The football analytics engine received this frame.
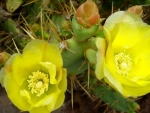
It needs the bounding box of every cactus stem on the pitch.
[85,48,97,68]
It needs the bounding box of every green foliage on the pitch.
[4,19,27,49]
[130,0,150,5]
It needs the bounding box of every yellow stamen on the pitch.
[115,52,132,75]
[27,70,49,97]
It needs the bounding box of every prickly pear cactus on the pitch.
[0,0,150,113]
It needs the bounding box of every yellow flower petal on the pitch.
[23,39,63,68]
[136,80,150,86]
[104,11,142,41]
[30,106,49,113]
[12,49,42,85]
[40,62,57,84]
[49,91,65,111]
[128,53,150,81]
[95,38,106,80]
[4,74,32,111]
[111,22,150,53]
[104,63,140,87]
[3,54,17,74]
[34,92,60,107]
[57,68,67,92]
[20,90,32,104]
[123,84,150,97]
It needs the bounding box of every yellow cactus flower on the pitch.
[0,39,67,113]
[95,11,150,97]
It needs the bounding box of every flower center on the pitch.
[27,70,49,97]
[115,52,132,75]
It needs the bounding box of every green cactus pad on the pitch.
[72,17,99,42]
[94,86,140,112]
[6,0,23,13]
